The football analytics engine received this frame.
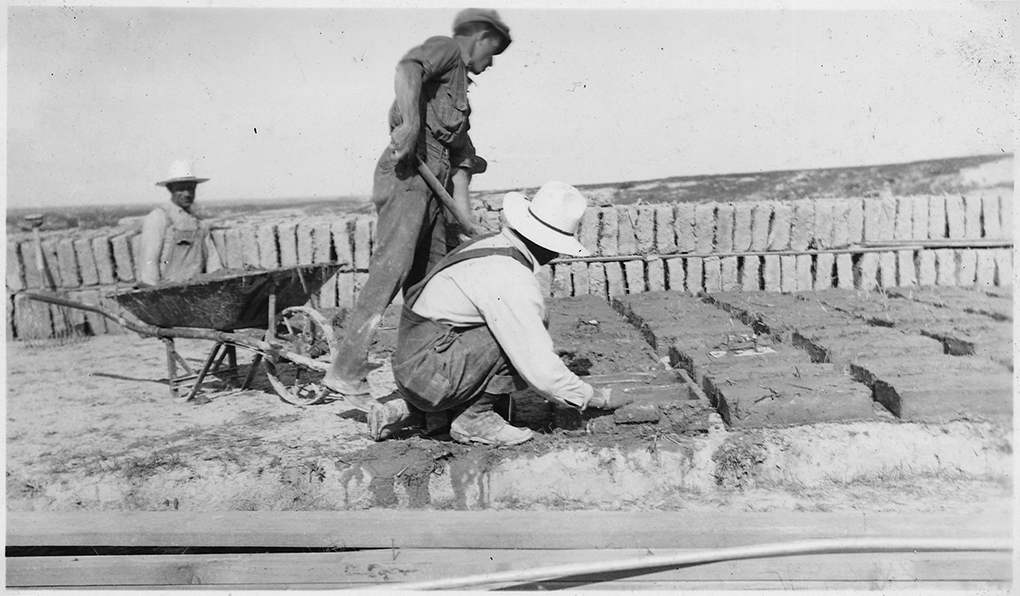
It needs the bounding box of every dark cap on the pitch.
[453,8,512,54]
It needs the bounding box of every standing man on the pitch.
[367,182,628,445]
[139,160,222,286]
[322,9,513,397]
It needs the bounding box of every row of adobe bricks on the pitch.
[612,288,1012,428]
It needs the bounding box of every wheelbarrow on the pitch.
[23,263,348,407]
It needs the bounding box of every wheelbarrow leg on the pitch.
[241,353,263,390]
[183,342,226,403]
[163,338,179,399]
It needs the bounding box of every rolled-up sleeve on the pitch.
[463,260,594,407]
[450,134,487,175]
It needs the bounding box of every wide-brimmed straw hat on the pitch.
[155,160,209,187]
[503,181,591,257]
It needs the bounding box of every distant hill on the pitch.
[6,153,1012,235]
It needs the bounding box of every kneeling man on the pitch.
[369,181,621,445]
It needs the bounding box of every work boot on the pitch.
[366,398,424,441]
[450,393,534,446]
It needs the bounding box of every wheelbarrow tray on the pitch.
[111,263,344,330]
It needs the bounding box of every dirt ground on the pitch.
[5,298,1013,514]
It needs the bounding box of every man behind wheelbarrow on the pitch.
[366,182,630,446]
[322,8,511,398]
[139,160,223,286]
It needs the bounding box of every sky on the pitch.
[5,1,1016,209]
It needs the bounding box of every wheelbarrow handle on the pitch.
[21,291,150,335]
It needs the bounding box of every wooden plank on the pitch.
[928,195,947,239]
[6,241,25,292]
[749,202,771,251]
[571,261,589,296]
[91,235,116,285]
[617,207,638,255]
[879,251,897,288]
[7,549,1010,589]
[714,203,734,253]
[935,249,957,286]
[702,256,721,293]
[74,288,107,335]
[740,256,760,291]
[674,203,695,253]
[210,228,227,260]
[835,253,854,289]
[653,204,676,254]
[767,202,791,250]
[963,194,982,239]
[911,196,929,240]
[957,249,977,286]
[634,206,655,254]
[605,262,625,297]
[110,233,135,283]
[73,237,99,287]
[256,224,279,269]
[686,258,703,293]
[587,262,607,298]
[693,204,715,253]
[946,195,965,239]
[578,207,601,256]
[9,511,1008,549]
[814,252,834,290]
[276,221,299,267]
[623,259,644,294]
[665,258,684,292]
[762,255,780,292]
[56,238,81,287]
[897,249,916,287]
[779,255,796,293]
[598,207,619,256]
[789,201,813,251]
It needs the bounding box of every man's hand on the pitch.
[389,121,418,161]
[583,386,633,411]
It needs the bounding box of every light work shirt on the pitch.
[411,228,595,408]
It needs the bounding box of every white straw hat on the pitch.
[503,181,591,257]
[155,160,209,187]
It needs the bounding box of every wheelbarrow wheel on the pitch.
[264,306,337,406]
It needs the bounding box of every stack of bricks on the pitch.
[5,188,1013,340]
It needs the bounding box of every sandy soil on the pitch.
[6,294,1012,516]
